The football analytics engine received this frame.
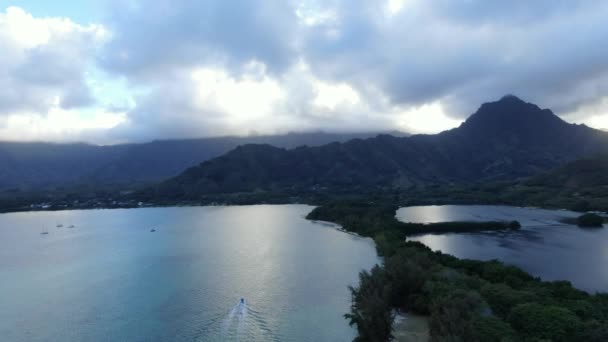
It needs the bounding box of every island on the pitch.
[577,213,605,227]
[560,213,607,228]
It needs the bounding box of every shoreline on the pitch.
[309,200,608,340]
[392,312,430,342]
[309,219,365,238]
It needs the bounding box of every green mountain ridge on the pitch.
[145,96,608,200]
[0,131,402,192]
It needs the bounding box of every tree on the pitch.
[429,289,485,340]
[480,283,536,319]
[508,303,581,341]
[384,249,433,310]
[345,266,395,342]
[468,316,516,342]
[577,213,604,227]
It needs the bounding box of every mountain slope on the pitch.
[0,131,402,191]
[495,156,608,211]
[526,156,608,189]
[149,96,608,199]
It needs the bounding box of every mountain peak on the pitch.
[478,94,541,114]
[458,95,566,136]
[146,95,608,198]
[499,94,525,102]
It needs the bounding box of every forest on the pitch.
[307,201,608,341]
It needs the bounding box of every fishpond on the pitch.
[397,205,607,292]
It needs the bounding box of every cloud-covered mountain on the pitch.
[0,131,402,191]
[147,96,608,199]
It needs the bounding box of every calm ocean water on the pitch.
[398,205,607,292]
[0,205,378,341]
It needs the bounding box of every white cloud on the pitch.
[106,59,406,141]
[0,6,124,142]
[312,80,360,110]
[395,102,462,134]
[0,105,125,143]
[191,64,284,123]
[0,6,107,113]
[564,96,608,130]
[386,0,407,15]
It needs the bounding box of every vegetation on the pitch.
[308,201,608,342]
[132,155,608,216]
[0,132,384,193]
[577,213,605,227]
[345,265,396,342]
[139,97,608,200]
[307,201,520,246]
[3,97,608,217]
[5,151,608,217]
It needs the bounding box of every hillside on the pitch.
[508,156,608,211]
[0,131,401,192]
[147,96,608,200]
[525,157,608,189]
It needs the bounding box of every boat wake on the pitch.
[218,298,282,341]
[221,299,248,341]
[236,299,248,339]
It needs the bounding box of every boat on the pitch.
[68,225,75,228]
[41,226,49,235]
[150,228,156,232]
[56,224,63,228]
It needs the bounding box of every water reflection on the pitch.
[0,205,379,342]
[397,204,579,225]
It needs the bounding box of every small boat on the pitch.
[150,228,156,232]
[56,224,63,228]
[40,231,49,235]
[68,225,75,228]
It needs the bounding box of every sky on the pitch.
[1,0,608,144]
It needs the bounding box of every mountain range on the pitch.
[0,131,404,192]
[147,95,608,200]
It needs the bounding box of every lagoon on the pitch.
[0,205,378,341]
[397,205,607,292]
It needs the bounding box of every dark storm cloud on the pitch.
[94,0,608,139]
[4,1,608,142]
[99,0,298,79]
[299,0,608,118]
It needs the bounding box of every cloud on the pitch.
[0,105,126,143]
[2,1,608,143]
[106,61,400,142]
[300,0,608,117]
[0,6,106,115]
[98,0,471,140]
[98,0,298,79]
